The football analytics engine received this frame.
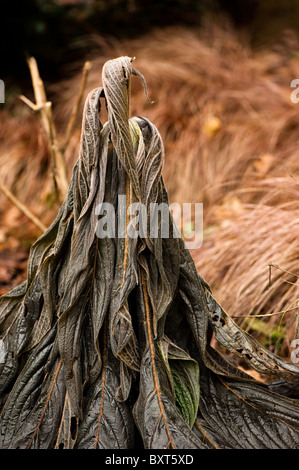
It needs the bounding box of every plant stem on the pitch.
[0,179,47,233]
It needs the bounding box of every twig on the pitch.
[269,263,299,279]
[61,61,91,152]
[44,101,69,204]
[19,57,92,205]
[26,57,54,142]
[19,95,40,111]
[0,180,47,233]
[19,57,69,204]
[4,57,92,237]
[230,308,298,318]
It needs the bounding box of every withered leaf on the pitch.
[75,329,135,449]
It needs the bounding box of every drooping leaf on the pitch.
[134,345,208,449]
[205,288,299,382]
[75,325,135,449]
[0,328,65,449]
[196,364,299,449]
[132,270,207,449]
[102,57,141,200]
[158,336,200,428]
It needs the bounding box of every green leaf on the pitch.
[169,345,200,427]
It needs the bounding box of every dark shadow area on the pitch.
[3,0,299,91]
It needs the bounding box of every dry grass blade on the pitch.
[194,190,299,358]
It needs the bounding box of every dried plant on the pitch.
[1,20,299,358]
[52,21,299,357]
[0,57,299,450]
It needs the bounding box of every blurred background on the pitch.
[1,0,299,370]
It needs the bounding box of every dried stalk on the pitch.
[0,179,47,233]
[0,59,91,235]
[61,61,91,152]
[1,58,91,232]
[19,57,91,204]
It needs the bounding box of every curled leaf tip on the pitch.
[131,67,155,105]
